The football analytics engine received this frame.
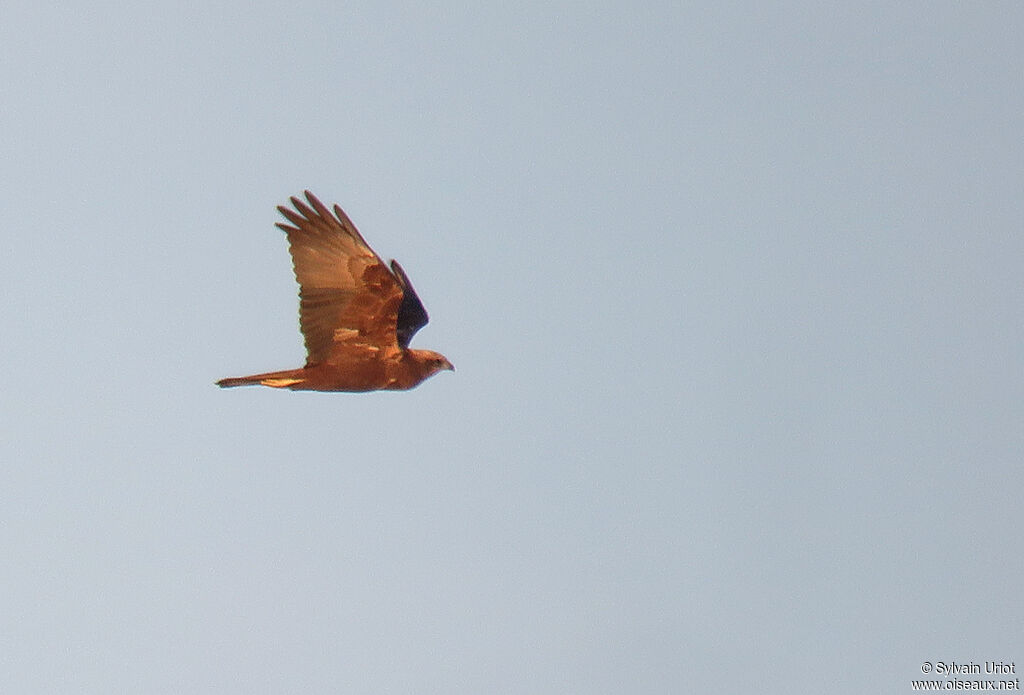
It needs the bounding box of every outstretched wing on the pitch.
[275,191,404,366]
[390,259,429,348]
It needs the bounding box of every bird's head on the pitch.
[408,349,455,379]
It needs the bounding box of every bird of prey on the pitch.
[217,191,453,391]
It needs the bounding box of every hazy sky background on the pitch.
[1,2,1021,693]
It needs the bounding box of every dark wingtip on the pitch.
[277,202,307,228]
[390,259,408,285]
[303,191,333,220]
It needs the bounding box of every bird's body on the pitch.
[217,191,453,392]
[216,348,451,391]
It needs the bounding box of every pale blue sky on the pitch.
[1,2,1022,693]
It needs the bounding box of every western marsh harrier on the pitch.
[217,191,453,391]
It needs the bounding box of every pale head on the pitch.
[410,349,455,377]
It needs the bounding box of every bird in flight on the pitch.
[217,191,453,392]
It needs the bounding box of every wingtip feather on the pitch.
[304,191,334,220]
[277,204,306,227]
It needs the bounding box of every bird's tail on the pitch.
[216,369,306,389]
